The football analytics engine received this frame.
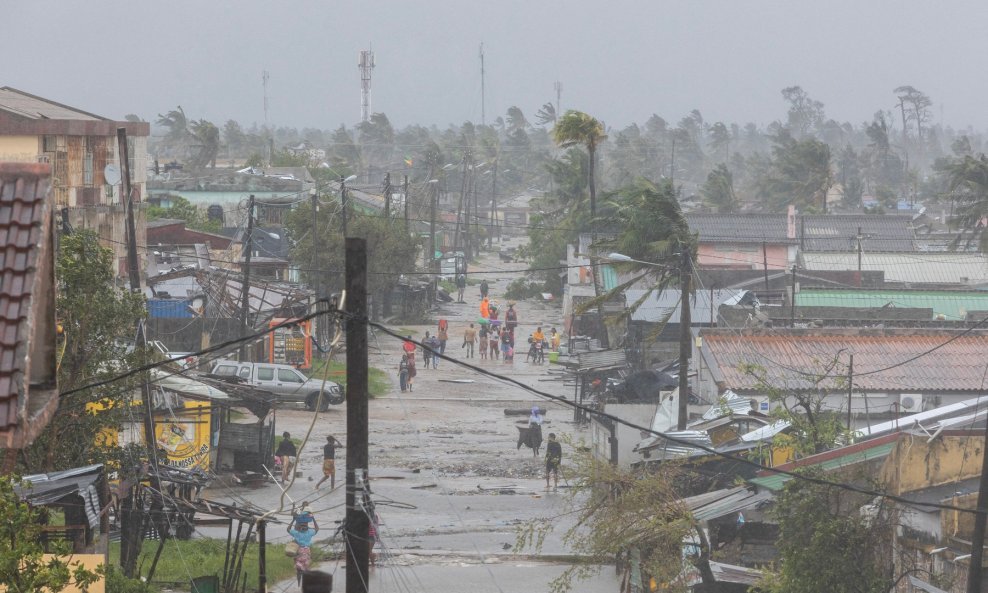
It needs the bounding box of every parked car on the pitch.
[209,361,344,411]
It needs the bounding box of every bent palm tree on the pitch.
[552,111,607,221]
[946,154,988,251]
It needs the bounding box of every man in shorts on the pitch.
[316,435,342,489]
[545,433,562,491]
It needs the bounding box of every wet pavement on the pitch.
[200,243,615,592]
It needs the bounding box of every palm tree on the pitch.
[156,106,190,157]
[946,154,988,251]
[189,119,220,169]
[552,111,607,221]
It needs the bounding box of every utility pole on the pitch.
[383,172,391,218]
[670,136,677,187]
[554,81,562,116]
[344,238,370,593]
[762,241,770,291]
[454,155,470,252]
[340,176,349,238]
[479,43,486,126]
[311,190,327,348]
[678,248,693,430]
[967,423,988,593]
[430,179,437,272]
[119,127,157,576]
[846,354,854,432]
[488,160,498,249]
[403,175,409,233]
[790,265,797,328]
[239,195,255,361]
[856,226,863,273]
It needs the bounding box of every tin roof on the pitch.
[626,287,742,324]
[0,87,104,120]
[687,213,793,244]
[800,214,915,252]
[680,485,774,522]
[800,251,988,285]
[0,163,57,447]
[700,329,988,393]
[796,288,988,320]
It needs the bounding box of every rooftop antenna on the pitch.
[358,47,375,123]
[480,42,486,126]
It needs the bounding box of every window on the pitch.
[214,365,238,376]
[257,367,275,381]
[279,369,304,383]
[42,135,57,153]
[83,151,94,186]
[238,367,250,379]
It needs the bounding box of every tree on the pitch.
[755,131,832,212]
[761,469,898,593]
[505,106,529,132]
[188,119,220,169]
[781,86,825,139]
[944,154,988,250]
[155,106,190,155]
[552,111,607,222]
[534,102,557,127]
[0,476,103,593]
[146,196,220,233]
[837,145,864,207]
[516,446,698,593]
[701,163,737,213]
[21,230,146,472]
[222,120,247,157]
[707,122,731,163]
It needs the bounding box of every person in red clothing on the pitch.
[402,335,416,357]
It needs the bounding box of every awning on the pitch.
[17,464,105,529]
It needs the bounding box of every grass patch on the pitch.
[307,359,391,397]
[109,538,328,591]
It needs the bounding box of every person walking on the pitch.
[405,354,416,391]
[288,508,319,585]
[455,273,467,303]
[490,325,501,360]
[316,435,342,489]
[478,323,489,360]
[480,296,490,320]
[550,327,561,351]
[275,432,297,484]
[402,335,416,359]
[427,333,441,369]
[505,303,518,336]
[545,433,562,491]
[463,323,477,358]
[422,331,433,368]
[398,354,410,392]
[480,279,489,299]
[437,320,449,356]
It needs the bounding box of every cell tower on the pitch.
[358,48,375,123]
[262,70,270,128]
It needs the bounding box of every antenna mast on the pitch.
[262,70,270,129]
[358,48,375,123]
[554,81,562,116]
[480,43,486,126]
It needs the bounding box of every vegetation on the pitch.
[21,230,147,472]
[146,195,221,233]
[307,358,391,398]
[0,476,103,593]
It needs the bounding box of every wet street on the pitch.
[203,243,618,592]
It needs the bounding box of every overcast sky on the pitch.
[5,0,988,133]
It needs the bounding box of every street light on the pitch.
[607,252,671,269]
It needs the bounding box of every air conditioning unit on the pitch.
[751,396,771,413]
[900,394,924,414]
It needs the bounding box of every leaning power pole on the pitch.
[238,195,255,361]
[344,238,370,593]
[340,176,349,237]
[382,172,392,218]
[403,175,409,233]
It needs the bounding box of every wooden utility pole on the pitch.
[257,520,267,592]
[790,265,797,328]
[403,175,409,233]
[430,180,437,271]
[967,425,988,593]
[340,176,349,238]
[846,354,854,431]
[488,160,498,249]
[762,241,769,291]
[677,248,692,430]
[118,127,157,577]
[383,172,391,218]
[238,195,255,361]
[345,238,370,593]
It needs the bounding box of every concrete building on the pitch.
[686,207,797,270]
[0,87,149,274]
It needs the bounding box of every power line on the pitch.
[359,316,988,516]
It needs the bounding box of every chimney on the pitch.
[787,205,797,240]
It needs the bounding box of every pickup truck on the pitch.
[209,361,344,411]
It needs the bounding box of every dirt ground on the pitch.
[201,242,617,592]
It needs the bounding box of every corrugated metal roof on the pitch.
[574,349,627,372]
[800,252,988,285]
[626,288,741,324]
[681,486,774,522]
[701,329,988,393]
[856,395,988,439]
[687,213,793,244]
[750,435,899,491]
[0,164,55,444]
[0,87,105,120]
[796,288,988,320]
[909,575,950,593]
[801,214,915,252]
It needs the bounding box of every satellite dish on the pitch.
[103,164,121,185]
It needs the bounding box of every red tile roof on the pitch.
[0,163,57,447]
[700,329,988,393]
